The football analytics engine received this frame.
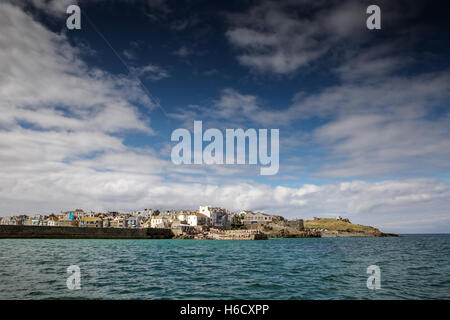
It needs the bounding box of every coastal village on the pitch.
[0,206,321,239]
[0,206,270,229]
[0,206,393,239]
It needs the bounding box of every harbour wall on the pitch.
[0,225,174,239]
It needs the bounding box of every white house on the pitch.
[198,206,229,228]
[150,215,174,228]
[113,215,127,228]
[46,216,59,226]
[187,213,209,227]
[0,216,11,225]
[177,210,195,223]
[199,206,212,217]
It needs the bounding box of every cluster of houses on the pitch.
[0,206,275,231]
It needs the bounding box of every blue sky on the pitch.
[1,0,450,233]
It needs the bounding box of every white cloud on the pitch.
[0,2,155,134]
[225,0,431,76]
[0,2,159,211]
[170,71,450,179]
[172,46,193,57]
[226,0,367,74]
[314,113,450,177]
[18,0,170,17]
[26,0,76,16]
[1,157,449,231]
[131,64,170,81]
[169,88,293,128]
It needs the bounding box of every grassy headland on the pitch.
[304,218,397,237]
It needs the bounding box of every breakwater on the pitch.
[0,225,174,239]
[206,229,268,240]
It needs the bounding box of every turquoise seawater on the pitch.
[0,234,449,299]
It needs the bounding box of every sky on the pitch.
[1,0,450,233]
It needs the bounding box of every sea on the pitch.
[0,234,449,299]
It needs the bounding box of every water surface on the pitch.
[0,234,449,299]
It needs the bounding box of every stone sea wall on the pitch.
[0,225,174,239]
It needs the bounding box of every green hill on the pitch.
[304,218,383,235]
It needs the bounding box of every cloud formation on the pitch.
[226,0,367,74]
[1,1,449,233]
[131,64,170,81]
